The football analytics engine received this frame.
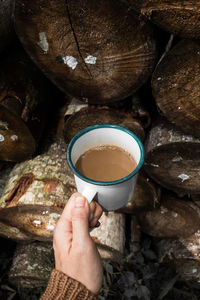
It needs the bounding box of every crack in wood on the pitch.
[64,0,93,78]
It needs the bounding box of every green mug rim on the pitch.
[67,124,145,186]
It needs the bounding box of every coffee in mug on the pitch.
[75,145,137,181]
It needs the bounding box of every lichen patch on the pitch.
[178,174,190,182]
[63,56,78,70]
[10,135,18,141]
[37,32,49,54]
[84,55,97,64]
[0,134,5,142]
[172,156,183,162]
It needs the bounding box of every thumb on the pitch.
[71,196,90,246]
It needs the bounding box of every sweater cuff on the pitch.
[40,269,97,300]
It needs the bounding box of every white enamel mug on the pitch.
[67,124,144,211]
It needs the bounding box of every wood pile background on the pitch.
[0,0,200,299]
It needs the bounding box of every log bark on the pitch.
[63,107,145,143]
[0,162,14,197]
[0,0,15,54]
[144,118,200,194]
[138,194,200,238]
[132,0,200,39]
[0,45,56,162]
[91,212,125,261]
[0,136,76,241]
[14,0,157,104]
[152,40,200,137]
[117,172,160,214]
[155,231,200,282]
[9,241,54,289]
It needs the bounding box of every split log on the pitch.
[0,0,15,54]
[63,107,145,143]
[132,0,200,39]
[152,40,200,137]
[14,0,157,104]
[138,194,200,238]
[155,231,200,282]
[9,241,54,289]
[91,212,125,261]
[144,118,200,195]
[0,45,56,162]
[117,172,160,214]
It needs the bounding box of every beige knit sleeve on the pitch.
[40,269,97,300]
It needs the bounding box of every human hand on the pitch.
[53,192,103,294]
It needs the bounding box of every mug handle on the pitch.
[82,188,97,204]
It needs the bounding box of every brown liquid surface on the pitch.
[75,145,137,181]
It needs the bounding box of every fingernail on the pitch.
[75,196,85,207]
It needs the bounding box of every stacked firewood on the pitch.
[0,0,200,292]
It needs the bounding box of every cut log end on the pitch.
[14,0,157,104]
[63,107,145,143]
[133,0,200,39]
[144,119,200,194]
[9,242,54,289]
[152,40,200,137]
[0,105,36,161]
[145,143,200,194]
[138,196,200,238]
